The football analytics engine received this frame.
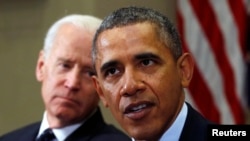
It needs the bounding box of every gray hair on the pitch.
[92,6,182,66]
[43,14,102,59]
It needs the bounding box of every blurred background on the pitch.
[0,0,249,135]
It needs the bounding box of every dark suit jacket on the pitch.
[179,102,215,141]
[0,107,131,141]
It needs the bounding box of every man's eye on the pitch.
[62,63,71,68]
[141,59,154,66]
[58,63,71,70]
[87,71,96,76]
[105,68,119,77]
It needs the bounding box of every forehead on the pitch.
[49,24,93,60]
[97,23,160,51]
[55,24,92,44]
[99,22,157,43]
[95,23,169,65]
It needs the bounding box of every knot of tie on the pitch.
[36,128,56,141]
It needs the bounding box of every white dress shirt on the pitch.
[37,112,83,141]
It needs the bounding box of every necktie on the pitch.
[36,128,56,141]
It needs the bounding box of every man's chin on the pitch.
[54,108,79,121]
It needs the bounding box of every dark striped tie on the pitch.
[36,128,56,141]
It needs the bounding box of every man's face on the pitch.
[36,24,99,127]
[93,23,191,140]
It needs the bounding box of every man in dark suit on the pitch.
[0,14,131,141]
[91,6,214,141]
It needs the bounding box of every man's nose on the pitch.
[65,69,81,91]
[120,69,145,97]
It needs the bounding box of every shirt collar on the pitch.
[37,111,83,141]
[159,102,188,141]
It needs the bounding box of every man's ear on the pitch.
[92,76,109,108]
[177,53,194,87]
[36,50,45,82]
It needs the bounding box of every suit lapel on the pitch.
[18,122,40,141]
[179,103,211,141]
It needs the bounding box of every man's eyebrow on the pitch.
[99,53,160,73]
[134,52,160,60]
[100,60,119,73]
[56,58,71,63]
